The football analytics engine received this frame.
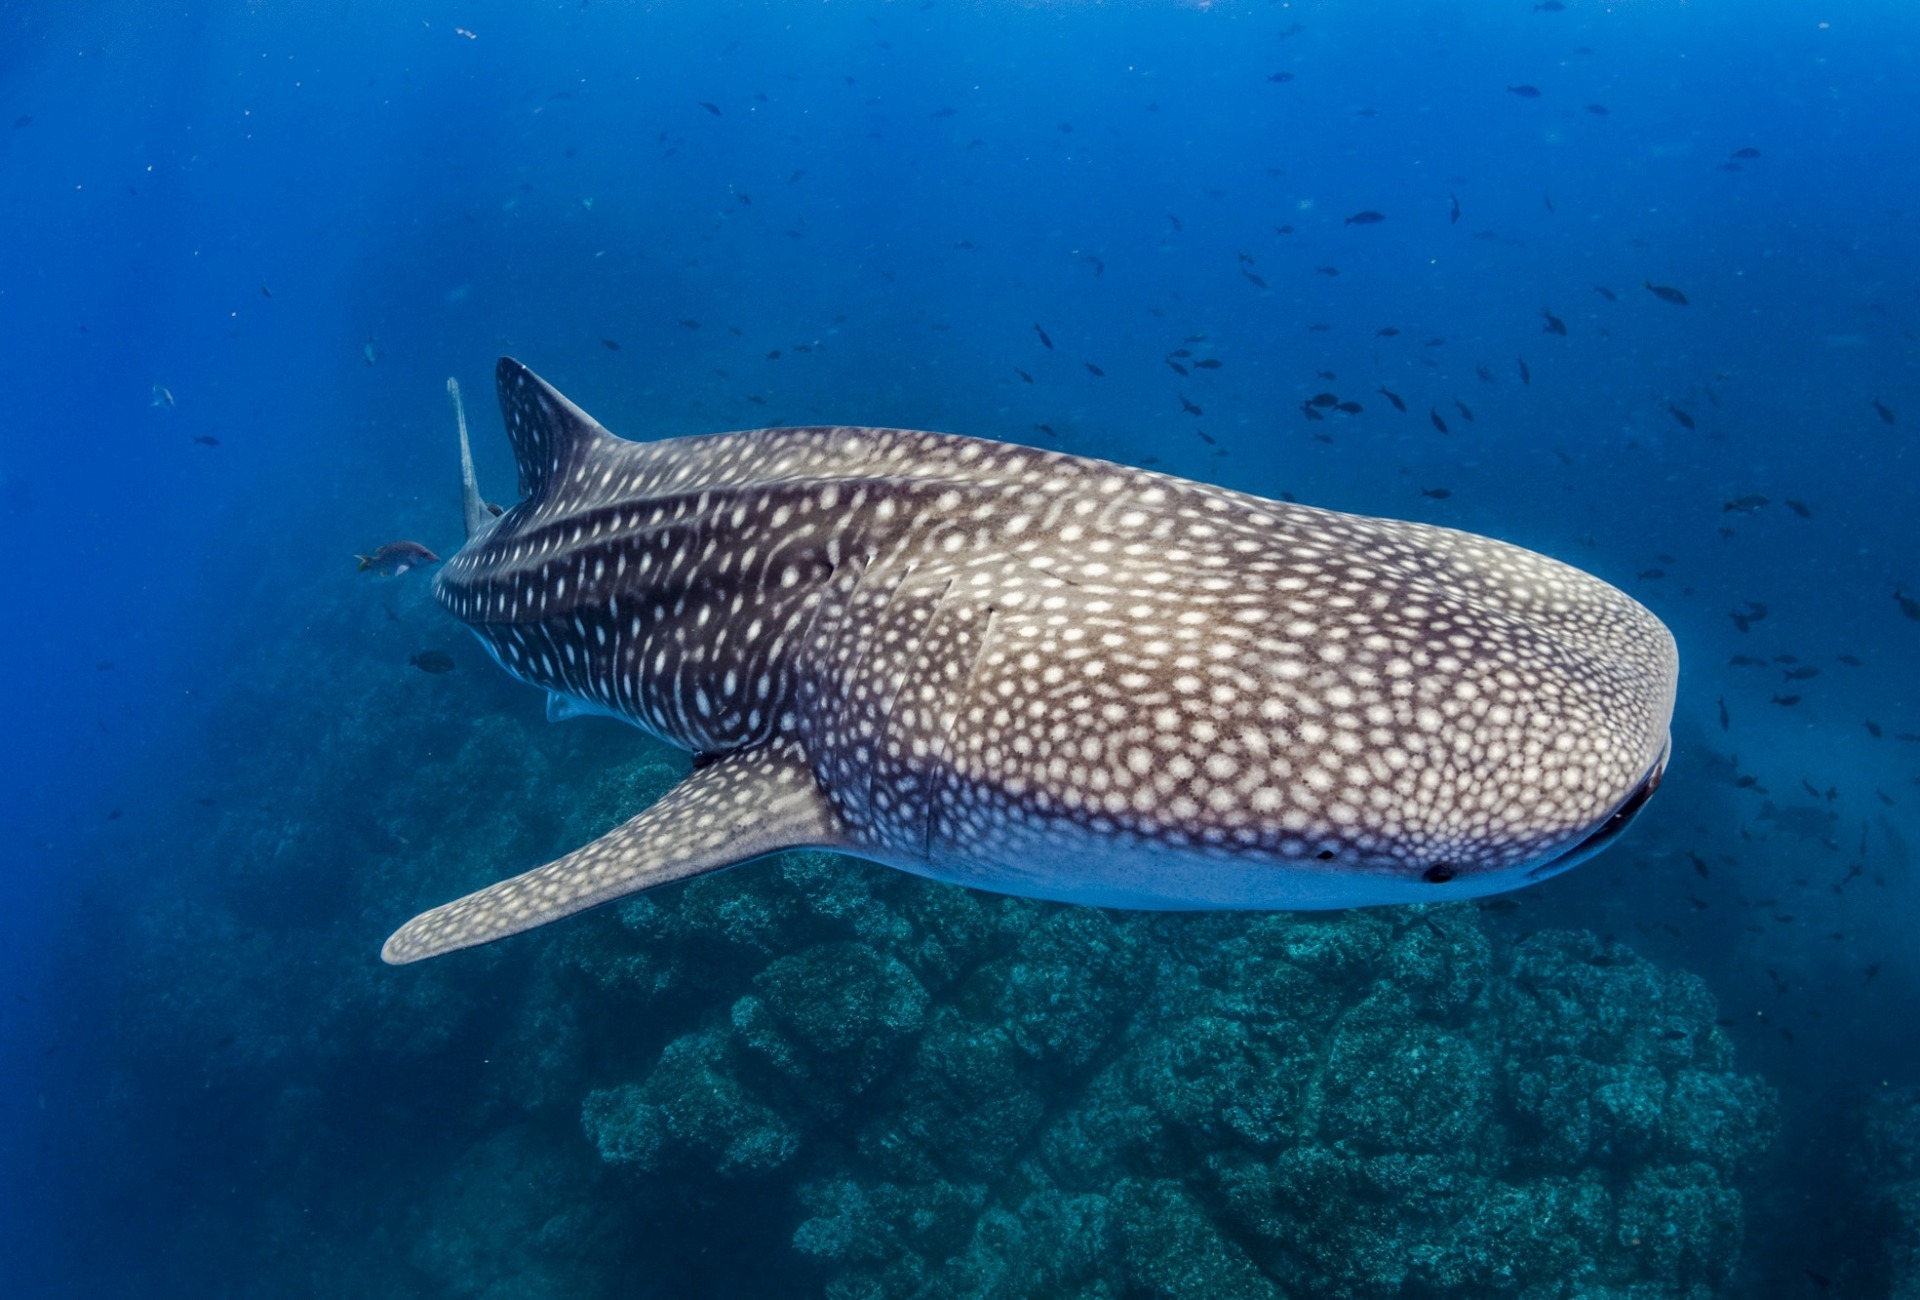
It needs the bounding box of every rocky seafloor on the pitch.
[61,604,1785,1298]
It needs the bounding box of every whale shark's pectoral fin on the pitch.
[381,744,842,964]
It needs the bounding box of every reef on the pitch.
[1860,1087,1920,1300]
[569,848,1776,1299]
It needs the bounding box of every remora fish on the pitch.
[382,360,1678,963]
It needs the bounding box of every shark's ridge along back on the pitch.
[381,359,1677,964]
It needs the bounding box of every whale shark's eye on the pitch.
[1422,863,1457,884]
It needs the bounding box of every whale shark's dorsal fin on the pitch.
[380,742,845,964]
[496,356,620,501]
[447,378,496,542]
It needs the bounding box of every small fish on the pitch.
[930,106,958,119]
[1165,360,1189,376]
[1477,364,1496,385]
[356,541,442,576]
[261,284,272,298]
[1637,569,1665,580]
[151,385,175,408]
[11,115,30,129]
[1180,394,1203,416]
[1275,224,1295,235]
[1690,851,1711,879]
[1420,487,1452,500]
[1785,499,1811,518]
[1242,270,1268,290]
[1266,71,1294,83]
[1345,210,1386,226]
[1837,654,1861,666]
[1166,212,1183,233]
[601,338,621,351]
[698,102,722,116]
[1770,694,1801,707]
[1585,103,1610,116]
[1723,494,1769,514]
[1084,255,1105,277]
[677,319,701,329]
[1865,720,1882,738]
[1718,697,1730,730]
[1315,266,1340,277]
[1542,310,1567,336]
[1593,284,1618,302]
[1014,367,1034,384]
[1894,591,1920,621]
[1430,408,1450,434]
[1308,393,1340,409]
[1299,402,1325,422]
[1668,404,1696,430]
[1535,1,1565,10]
[1306,322,1330,333]
[1516,357,1531,386]
[409,650,457,675]
[787,170,806,185]
[1507,85,1542,99]
[1730,601,1768,633]
[1872,397,1896,424]
[1377,387,1407,413]
[193,435,220,447]
[1376,327,1400,338]
[1032,424,1057,438]
[1731,147,1762,160]
[1336,401,1363,415]
[1782,666,1819,681]
[1195,430,1217,447]
[1644,280,1689,305]
[1454,399,1475,422]
[1034,323,1053,350]
[1449,193,1461,224]
[1192,358,1222,370]
[95,661,114,671]
[1084,362,1104,377]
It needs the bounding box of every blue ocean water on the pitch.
[2,0,1916,1294]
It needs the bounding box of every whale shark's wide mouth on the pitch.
[1524,742,1670,882]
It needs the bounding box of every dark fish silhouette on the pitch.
[1242,269,1268,289]
[1668,404,1696,430]
[193,435,220,447]
[1730,601,1768,633]
[1895,591,1920,621]
[1014,367,1034,384]
[698,102,722,116]
[1336,401,1363,415]
[1084,362,1105,377]
[1723,494,1769,514]
[1266,71,1294,83]
[356,541,441,575]
[1377,387,1407,412]
[1507,85,1543,99]
[1165,360,1189,376]
[677,319,701,329]
[1454,400,1476,422]
[410,651,457,675]
[1785,499,1811,518]
[1180,394,1203,416]
[1345,210,1386,225]
[1718,697,1730,731]
[1542,310,1567,335]
[1516,357,1531,386]
[1308,393,1340,408]
[1315,266,1340,277]
[1449,193,1461,224]
[1872,397,1896,424]
[601,338,621,350]
[1731,147,1761,159]
[1477,364,1496,384]
[1430,408,1450,434]
[1192,358,1222,370]
[1770,694,1801,707]
[1535,1,1566,10]
[1421,487,1452,499]
[1644,280,1689,305]
[1585,104,1609,116]
[1593,284,1618,302]
[1034,324,1053,350]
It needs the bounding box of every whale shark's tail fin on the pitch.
[495,356,619,503]
[448,377,496,542]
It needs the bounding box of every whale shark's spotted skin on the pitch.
[382,359,1676,963]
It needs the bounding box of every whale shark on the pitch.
[382,359,1676,964]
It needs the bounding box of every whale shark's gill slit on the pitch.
[924,602,996,860]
